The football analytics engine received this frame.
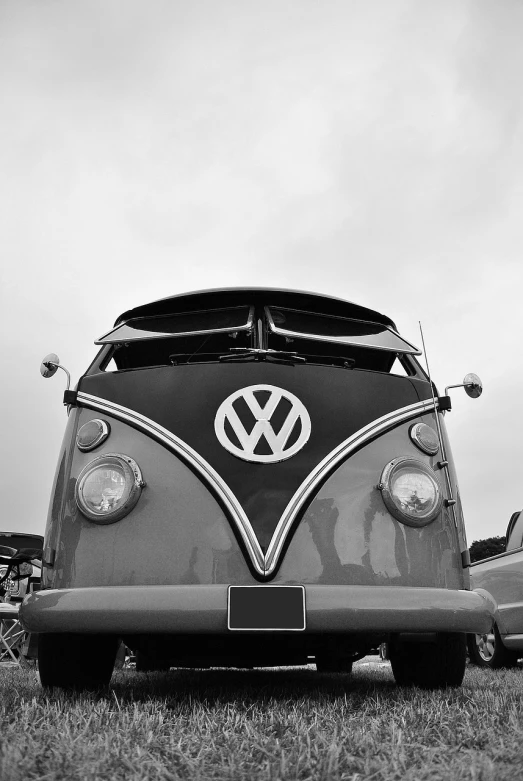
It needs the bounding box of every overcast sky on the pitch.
[1,0,522,544]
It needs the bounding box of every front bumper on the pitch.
[20,584,495,635]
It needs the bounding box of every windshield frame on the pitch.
[265,306,421,355]
[96,306,255,345]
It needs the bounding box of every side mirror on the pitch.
[39,353,71,391]
[445,373,483,399]
[505,511,521,549]
[40,353,60,378]
[439,373,483,411]
[463,372,483,399]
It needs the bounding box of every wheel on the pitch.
[135,650,171,672]
[468,624,519,668]
[38,633,118,690]
[315,656,353,674]
[389,633,466,689]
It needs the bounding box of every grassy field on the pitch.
[0,660,522,781]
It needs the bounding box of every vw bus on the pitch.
[21,288,495,689]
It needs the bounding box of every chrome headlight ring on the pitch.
[379,456,443,527]
[75,453,145,525]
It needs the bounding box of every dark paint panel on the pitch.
[80,364,429,548]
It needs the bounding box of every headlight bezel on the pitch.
[379,456,443,527]
[75,453,145,524]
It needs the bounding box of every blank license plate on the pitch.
[228,586,306,631]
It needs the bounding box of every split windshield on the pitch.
[97,306,254,344]
[265,307,419,354]
[96,304,421,377]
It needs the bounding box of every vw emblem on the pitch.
[214,384,311,463]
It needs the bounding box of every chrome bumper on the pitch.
[20,584,495,635]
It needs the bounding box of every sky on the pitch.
[1,0,522,544]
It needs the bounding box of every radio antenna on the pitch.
[419,322,456,509]
[419,322,444,451]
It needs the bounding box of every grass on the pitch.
[0,660,522,781]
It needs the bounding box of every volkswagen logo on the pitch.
[214,384,311,463]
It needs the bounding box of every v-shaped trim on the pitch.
[76,392,437,578]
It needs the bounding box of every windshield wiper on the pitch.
[169,348,355,369]
[219,348,307,364]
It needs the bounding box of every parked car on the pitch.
[21,287,495,689]
[468,510,523,668]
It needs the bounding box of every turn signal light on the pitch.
[76,419,110,452]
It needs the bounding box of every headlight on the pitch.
[75,454,145,524]
[378,457,442,527]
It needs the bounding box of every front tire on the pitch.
[390,633,466,689]
[468,625,519,668]
[135,650,171,672]
[315,656,354,674]
[38,633,118,690]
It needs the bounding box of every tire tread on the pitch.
[38,633,118,690]
[390,633,466,689]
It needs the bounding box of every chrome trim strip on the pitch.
[76,392,265,575]
[96,306,255,345]
[501,635,523,650]
[265,307,421,355]
[264,398,437,574]
[470,546,523,567]
[498,602,523,612]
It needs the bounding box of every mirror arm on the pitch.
[445,382,470,395]
[41,355,75,408]
[47,363,71,390]
[439,378,482,411]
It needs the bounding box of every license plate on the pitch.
[227,586,306,631]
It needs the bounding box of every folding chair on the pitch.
[0,602,26,665]
[0,536,43,667]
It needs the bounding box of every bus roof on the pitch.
[114,287,397,329]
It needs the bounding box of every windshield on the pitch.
[94,303,422,377]
[97,306,254,345]
[266,307,420,354]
